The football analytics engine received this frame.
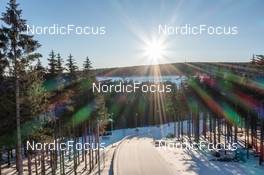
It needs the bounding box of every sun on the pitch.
[142,37,167,63]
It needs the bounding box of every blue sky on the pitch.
[0,0,263,68]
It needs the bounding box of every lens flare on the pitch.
[142,36,168,64]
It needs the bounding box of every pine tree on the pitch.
[56,53,64,74]
[23,66,48,175]
[94,95,108,173]
[1,0,40,174]
[47,50,57,77]
[66,54,78,76]
[0,28,8,79]
[35,58,45,76]
[83,56,92,72]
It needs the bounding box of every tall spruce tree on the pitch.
[35,58,45,76]
[47,50,57,77]
[56,53,64,74]
[66,54,78,76]
[83,56,92,72]
[1,0,40,174]
[0,28,8,79]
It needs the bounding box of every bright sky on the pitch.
[0,0,263,68]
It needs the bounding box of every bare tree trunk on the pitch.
[49,151,51,170]
[213,116,216,146]
[203,112,207,139]
[7,149,10,166]
[28,153,32,175]
[73,126,77,175]
[38,153,41,166]
[224,120,227,155]
[177,114,180,139]
[62,150,65,175]
[82,128,85,163]
[84,122,88,170]
[58,121,62,175]
[50,150,55,175]
[187,113,191,139]
[16,74,23,175]
[0,149,2,175]
[68,146,71,162]
[11,149,14,159]
[209,113,212,143]
[89,121,92,172]
[53,121,58,173]
[217,118,221,149]
[77,145,80,165]
[180,116,184,138]
[247,117,249,158]
[174,119,177,138]
[41,149,45,175]
[34,152,38,175]
[194,111,199,142]
[260,120,264,165]
[95,133,98,165]
[234,125,238,143]
[192,111,194,137]
[97,120,101,175]
[59,147,62,174]
[93,133,95,167]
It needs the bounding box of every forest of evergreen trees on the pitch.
[0,1,110,174]
[0,0,264,175]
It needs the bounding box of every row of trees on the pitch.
[99,72,263,165]
[99,60,264,165]
[0,0,42,173]
[0,1,109,175]
[188,63,264,165]
[100,63,263,166]
[46,50,92,77]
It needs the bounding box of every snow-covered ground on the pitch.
[2,122,264,175]
[100,121,202,146]
[103,123,264,175]
[155,138,264,175]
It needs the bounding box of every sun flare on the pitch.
[143,37,167,63]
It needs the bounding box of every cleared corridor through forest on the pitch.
[114,136,173,175]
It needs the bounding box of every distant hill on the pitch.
[92,62,260,77]
[94,63,189,77]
